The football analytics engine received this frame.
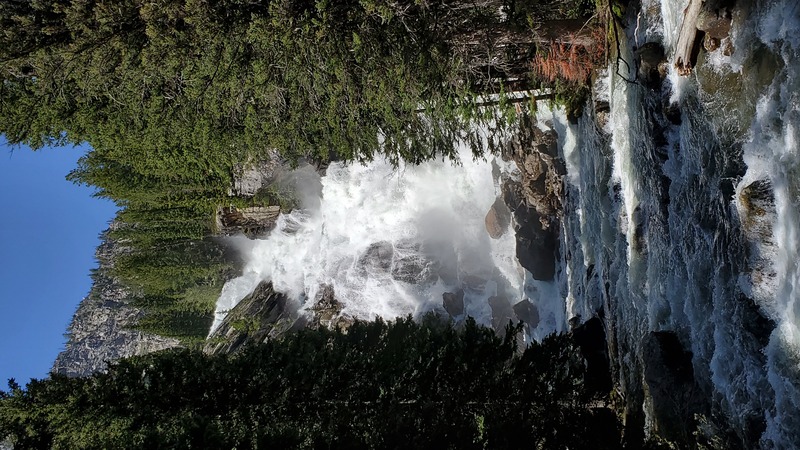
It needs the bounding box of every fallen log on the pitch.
[674,0,704,76]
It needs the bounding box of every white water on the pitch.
[211,0,800,446]
[211,127,570,340]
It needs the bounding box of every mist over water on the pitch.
[212,150,540,334]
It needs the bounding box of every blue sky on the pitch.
[0,139,118,386]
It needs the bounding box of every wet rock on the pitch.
[704,35,721,52]
[512,299,539,327]
[485,196,512,239]
[442,290,465,318]
[642,331,707,444]
[663,103,682,125]
[310,284,354,330]
[635,42,667,88]
[489,295,515,333]
[499,120,565,280]
[205,281,302,354]
[504,122,564,219]
[737,295,776,350]
[392,256,437,284]
[389,240,438,285]
[697,7,732,40]
[504,180,559,280]
[595,100,610,130]
[738,179,775,241]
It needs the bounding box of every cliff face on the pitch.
[52,229,180,377]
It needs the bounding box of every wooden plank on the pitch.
[674,0,704,76]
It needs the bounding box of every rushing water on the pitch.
[213,0,799,447]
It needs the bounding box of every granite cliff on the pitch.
[51,226,180,377]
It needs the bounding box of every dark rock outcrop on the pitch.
[635,42,667,88]
[501,121,565,281]
[442,290,465,318]
[512,299,540,328]
[488,295,515,333]
[310,284,354,330]
[53,230,180,377]
[503,181,559,280]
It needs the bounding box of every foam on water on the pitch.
[211,141,546,336]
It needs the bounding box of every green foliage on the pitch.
[0,0,606,343]
[0,0,599,167]
[1,318,622,449]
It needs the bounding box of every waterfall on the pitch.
[211,0,800,446]
[211,112,571,341]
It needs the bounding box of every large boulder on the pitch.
[504,124,565,220]
[357,241,394,273]
[310,284,354,330]
[205,281,302,354]
[485,197,512,239]
[696,6,732,40]
[390,240,439,285]
[737,179,778,300]
[216,205,281,238]
[442,290,465,318]
[512,299,540,327]
[489,295,515,333]
[500,121,564,281]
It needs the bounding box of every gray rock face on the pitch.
[205,281,303,354]
[52,231,180,377]
[229,150,284,197]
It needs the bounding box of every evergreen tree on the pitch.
[0,318,620,449]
